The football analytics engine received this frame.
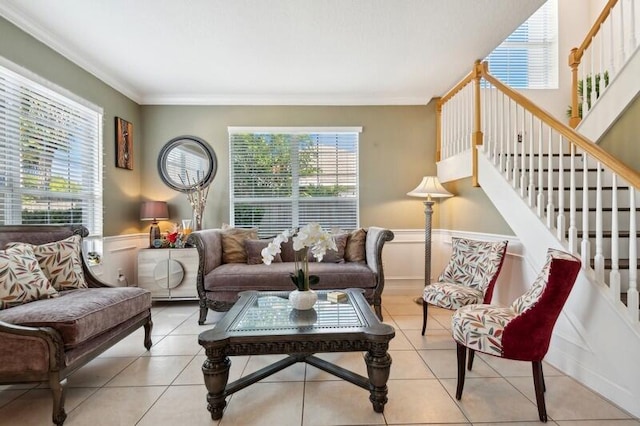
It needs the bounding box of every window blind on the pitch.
[485,0,558,89]
[0,62,103,236]
[229,128,359,237]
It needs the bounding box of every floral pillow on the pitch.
[0,245,58,310]
[8,235,87,291]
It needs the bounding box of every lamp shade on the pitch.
[407,176,453,199]
[140,201,169,221]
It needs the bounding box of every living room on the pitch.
[1,0,640,425]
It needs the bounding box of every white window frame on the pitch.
[485,0,558,89]
[0,57,103,238]
[228,126,361,236]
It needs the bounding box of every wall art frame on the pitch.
[115,117,133,170]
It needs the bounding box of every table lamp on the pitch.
[407,176,453,303]
[140,201,169,248]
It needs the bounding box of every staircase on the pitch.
[435,0,640,418]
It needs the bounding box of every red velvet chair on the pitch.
[422,237,508,335]
[451,248,581,422]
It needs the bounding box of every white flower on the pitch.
[262,222,338,270]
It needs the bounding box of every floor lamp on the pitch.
[407,176,453,304]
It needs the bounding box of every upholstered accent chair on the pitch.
[421,237,508,335]
[451,248,581,422]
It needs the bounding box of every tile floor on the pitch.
[1,294,638,426]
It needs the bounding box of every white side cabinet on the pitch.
[137,248,199,300]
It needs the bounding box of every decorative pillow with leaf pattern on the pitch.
[8,235,87,291]
[0,245,58,309]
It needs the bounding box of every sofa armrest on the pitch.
[365,227,394,275]
[0,320,65,374]
[187,229,223,275]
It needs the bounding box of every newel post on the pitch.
[472,60,484,187]
[569,47,581,129]
[435,98,442,162]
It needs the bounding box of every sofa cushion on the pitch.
[204,262,376,293]
[0,287,151,348]
[8,235,87,291]
[0,245,58,309]
[245,239,281,265]
[221,227,258,264]
[321,233,348,263]
[345,228,367,262]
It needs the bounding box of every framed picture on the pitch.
[115,117,133,170]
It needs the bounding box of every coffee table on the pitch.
[198,288,395,420]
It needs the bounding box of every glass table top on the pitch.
[228,290,368,332]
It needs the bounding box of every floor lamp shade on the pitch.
[140,201,169,248]
[407,176,453,303]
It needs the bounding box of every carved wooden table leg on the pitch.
[365,341,392,413]
[202,347,230,420]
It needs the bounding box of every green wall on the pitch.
[598,94,640,171]
[1,15,512,237]
[0,17,142,236]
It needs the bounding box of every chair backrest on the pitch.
[437,237,508,302]
[502,248,581,361]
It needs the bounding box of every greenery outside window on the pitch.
[229,127,360,237]
[0,59,103,237]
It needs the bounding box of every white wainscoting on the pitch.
[92,233,148,286]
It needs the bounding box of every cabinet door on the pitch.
[137,249,170,298]
[168,248,198,299]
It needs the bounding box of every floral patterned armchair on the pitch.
[421,237,508,335]
[451,248,581,422]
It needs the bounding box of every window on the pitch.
[229,127,360,237]
[485,0,558,89]
[0,60,103,236]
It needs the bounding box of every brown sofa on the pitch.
[0,225,153,426]
[187,227,394,324]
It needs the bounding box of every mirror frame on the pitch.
[157,135,217,193]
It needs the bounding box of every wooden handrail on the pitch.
[573,0,618,62]
[437,69,475,107]
[568,0,618,127]
[480,63,640,188]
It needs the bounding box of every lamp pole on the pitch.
[414,199,435,304]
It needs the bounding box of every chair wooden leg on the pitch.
[467,348,475,371]
[421,301,428,335]
[532,361,548,422]
[455,343,467,400]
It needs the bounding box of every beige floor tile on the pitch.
[0,387,97,426]
[221,381,304,426]
[143,334,202,356]
[440,377,541,423]
[174,355,249,385]
[303,381,385,425]
[478,353,562,377]
[388,328,415,350]
[0,389,28,409]
[106,355,193,386]
[305,351,368,381]
[390,313,445,331]
[169,314,211,335]
[404,328,457,350]
[137,385,217,426]
[98,330,151,358]
[65,386,166,426]
[243,354,306,382]
[508,376,633,421]
[555,420,640,425]
[388,350,435,380]
[384,301,424,316]
[471,423,558,426]
[384,379,468,424]
[383,295,419,304]
[418,349,499,379]
[67,356,137,387]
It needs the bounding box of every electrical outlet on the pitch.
[117,268,123,278]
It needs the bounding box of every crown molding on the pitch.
[0,3,143,104]
[140,94,430,106]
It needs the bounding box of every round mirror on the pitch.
[158,135,217,192]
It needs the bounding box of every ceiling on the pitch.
[0,0,545,105]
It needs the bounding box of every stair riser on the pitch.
[509,169,617,187]
[579,236,638,259]
[549,210,639,231]
[539,189,636,209]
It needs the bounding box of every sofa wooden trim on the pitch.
[0,225,153,426]
[187,227,394,324]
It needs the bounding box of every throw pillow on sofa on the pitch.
[345,228,367,263]
[0,245,58,309]
[321,233,348,263]
[245,239,282,265]
[221,226,258,263]
[8,234,87,291]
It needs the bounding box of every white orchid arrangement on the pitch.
[262,222,337,291]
